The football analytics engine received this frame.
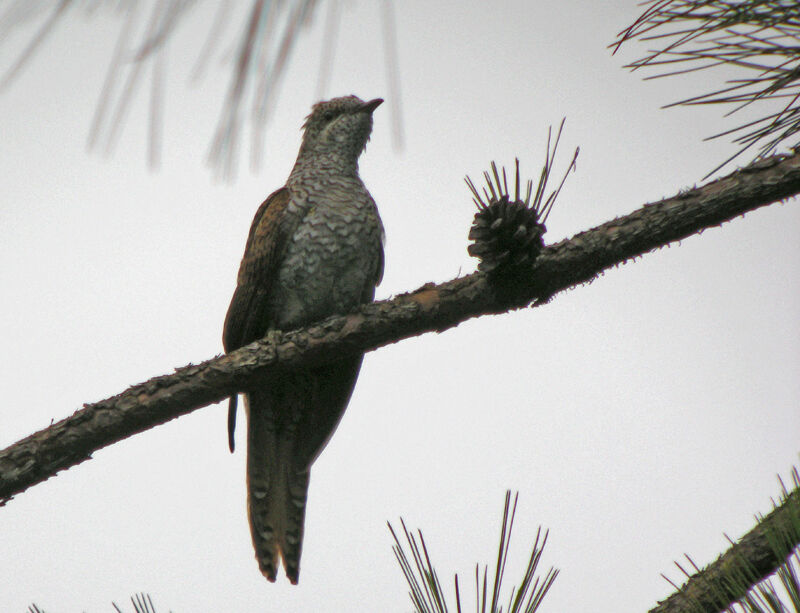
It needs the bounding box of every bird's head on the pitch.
[297,95,383,169]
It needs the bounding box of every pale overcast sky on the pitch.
[1,2,799,612]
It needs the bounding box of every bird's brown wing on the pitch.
[223,187,297,452]
[370,238,385,296]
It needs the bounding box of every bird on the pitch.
[222,95,385,584]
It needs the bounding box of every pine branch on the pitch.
[651,470,800,613]
[2,151,800,505]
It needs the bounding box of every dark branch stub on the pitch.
[466,120,579,279]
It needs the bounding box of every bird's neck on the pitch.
[288,149,360,184]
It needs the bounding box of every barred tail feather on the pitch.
[245,393,310,584]
[277,465,309,584]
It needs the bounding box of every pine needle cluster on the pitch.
[614,0,800,176]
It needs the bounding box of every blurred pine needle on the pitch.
[0,0,403,179]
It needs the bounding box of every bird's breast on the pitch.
[272,182,382,330]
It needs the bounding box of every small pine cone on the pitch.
[468,195,545,273]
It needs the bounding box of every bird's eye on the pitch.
[322,111,335,122]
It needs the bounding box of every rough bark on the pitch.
[1,152,799,506]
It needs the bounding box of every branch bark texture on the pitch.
[2,152,800,505]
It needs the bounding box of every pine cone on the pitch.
[468,195,545,273]
[465,136,578,278]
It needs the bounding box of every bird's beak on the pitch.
[361,98,384,114]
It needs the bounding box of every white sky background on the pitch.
[1,1,799,611]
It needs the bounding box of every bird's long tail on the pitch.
[245,393,309,585]
[243,358,363,583]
